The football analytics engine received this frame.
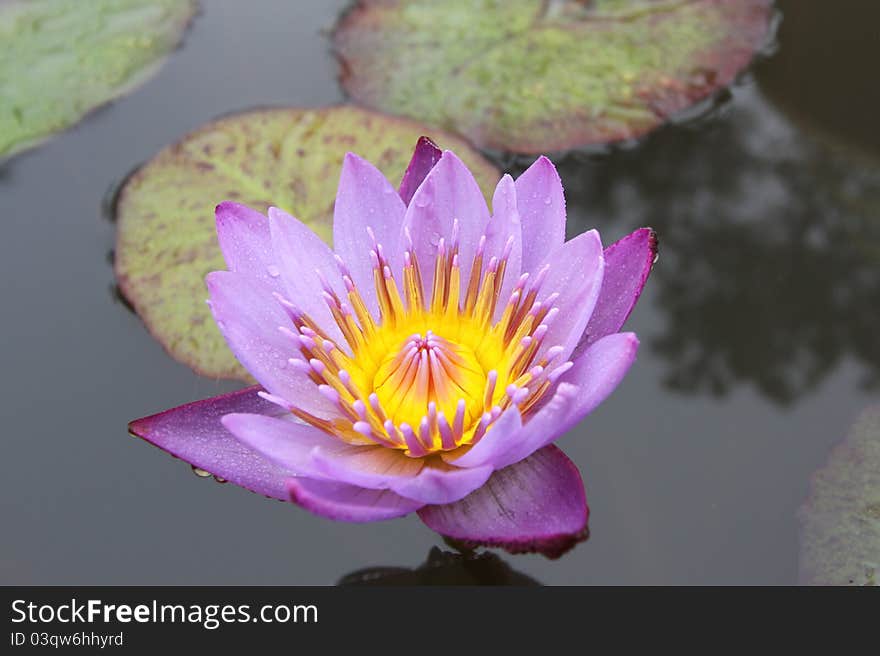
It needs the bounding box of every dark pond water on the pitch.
[1,0,878,585]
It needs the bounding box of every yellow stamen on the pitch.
[275,229,571,457]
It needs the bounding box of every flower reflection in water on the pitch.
[337,546,543,586]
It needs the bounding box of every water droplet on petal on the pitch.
[267,264,281,278]
[213,475,227,484]
[191,466,211,478]
[544,196,552,205]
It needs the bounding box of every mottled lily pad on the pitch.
[799,406,880,585]
[334,0,774,153]
[114,106,500,379]
[0,0,196,161]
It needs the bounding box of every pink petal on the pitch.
[333,153,407,316]
[450,332,639,470]
[488,174,523,317]
[309,445,424,489]
[205,270,337,414]
[535,229,604,360]
[401,150,490,299]
[443,405,524,469]
[268,207,348,347]
[128,386,294,501]
[419,446,589,559]
[508,332,640,461]
[220,412,344,476]
[225,415,430,492]
[448,382,577,471]
[388,462,494,505]
[215,202,279,292]
[578,228,657,354]
[514,156,566,274]
[398,136,442,206]
[557,332,640,431]
[287,478,423,522]
[527,331,640,454]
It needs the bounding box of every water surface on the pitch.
[1,0,877,584]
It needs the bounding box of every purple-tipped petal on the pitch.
[487,174,523,315]
[333,153,407,316]
[287,477,423,522]
[535,229,604,360]
[221,412,344,475]
[388,462,494,505]
[398,136,442,206]
[515,156,566,274]
[206,270,337,414]
[268,207,348,347]
[578,228,657,353]
[418,445,589,559]
[215,202,279,291]
[128,386,295,501]
[402,150,490,297]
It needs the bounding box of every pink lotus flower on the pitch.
[129,138,656,558]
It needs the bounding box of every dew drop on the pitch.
[191,466,212,478]
[213,475,228,484]
[414,194,431,208]
[544,196,552,205]
[266,264,281,278]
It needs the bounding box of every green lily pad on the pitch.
[799,405,880,585]
[0,0,196,161]
[114,105,501,380]
[333,0,774,153]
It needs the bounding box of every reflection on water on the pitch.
[337,547,540,586]
[556,87,880,405]
[757,0,880,159]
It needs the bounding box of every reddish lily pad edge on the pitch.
[333,0,779,154]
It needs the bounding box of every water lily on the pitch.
[129,138,656,558]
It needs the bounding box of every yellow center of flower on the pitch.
[271,225,569,458]
[372,331,484,433]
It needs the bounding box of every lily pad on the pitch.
[114,105,500,379]
[333,0,774,153]
[0,0,196,161]
[799,406,880,585]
